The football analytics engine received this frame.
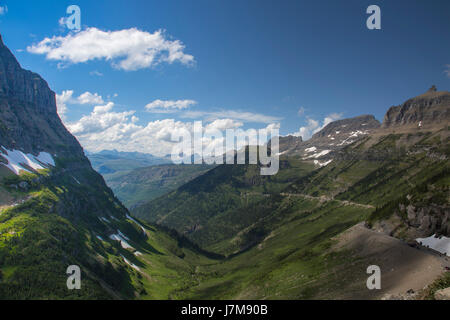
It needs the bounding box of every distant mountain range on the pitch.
[86,149,170,174]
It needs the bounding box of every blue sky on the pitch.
[0,0,449,155]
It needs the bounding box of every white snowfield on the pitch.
[118,230,130,240]
[305,149,331,159]
[416,235,450,256]
[348,130,369,139]
[304,147,317,153]
[110,230,134,250]
[126,214,147,235]
[314,159,333,167]
[72,176,81,184]
[121,254,141,271]
[99,217,110,223]
[0,146,55,175]
[337,130,369,146]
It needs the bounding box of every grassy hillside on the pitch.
[180,199,373,299]
[0,166,132,299]
[105,164,213,208]
[287,129,449,235]
[0,164,224,299]
[132,158,316,254]
[129,127,449,299]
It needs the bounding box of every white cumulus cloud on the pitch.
[182,110,282,124]
[77,92,105,105]
[145,99,197,113]
[55,90,105,118]
[55,90,74,118]
[205,119,243,133]
[67,102,135,135]
[27,27,194,71]
[290,113,342,140]
[62,101,276,157]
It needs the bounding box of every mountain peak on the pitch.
[0,34,56,114]
[0,35,81,156]
[312,115,380,140]
[383,89,450,129]
[428,85,437,93]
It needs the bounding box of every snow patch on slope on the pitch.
[121,255,141,271]
[110,231,134,250]
[0,146,55,175]
[126,214,146,235]
[304,147,317,153]
[99,217,110,223]
[314,159,333,167]
[416,235,450,256]
[306,150,331,159]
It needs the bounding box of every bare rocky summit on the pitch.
[279,115,380,166]
[383,87,450,129]
[312,114,380,139]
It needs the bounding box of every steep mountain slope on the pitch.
[0,34,216,300]
[383,86,449,129]
[132,114,383,255]
[133,89,449,299]
[286,89,449,241]
[133,158,316,254]
[279,115,381,164]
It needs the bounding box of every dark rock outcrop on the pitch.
[0,33,83,157]
[383,88,450,128]
[403,203,450,237]
[277,135,303,154]
[0,34,56,114]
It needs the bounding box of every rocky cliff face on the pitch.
[277,135,303,154]
[404,203,450,236]
[373,202,450,240]
[383,87,450,129]
[0,35,56,114]
[0,34,82,157]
